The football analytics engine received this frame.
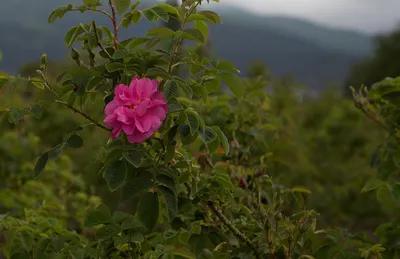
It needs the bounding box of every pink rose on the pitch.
[104,77,168,143]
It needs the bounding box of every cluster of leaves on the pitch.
[2,0,400,259]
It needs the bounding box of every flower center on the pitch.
[129,105,135,110]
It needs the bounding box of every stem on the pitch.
[38,71,110,132]
[92,21,113,59]
[207,201,262,259]
[167,2,200,74]
[108,0,119,49]
[362,109,389,131]
[71,8,113,20]
[55,100,111,132]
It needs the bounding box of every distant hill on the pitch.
[0,0,374,90]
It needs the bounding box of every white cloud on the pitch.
[219,0,400,33]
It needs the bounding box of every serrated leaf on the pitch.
[220,72,245,98]
[194,20,209,42]
[211,126,230,154]
[122,151,142,168]
[84,204,113,227]
[362,179,386,193]
[9,107,25,123]
[163,80,179,101]
[200,126,217,143]
[34,152,49,179]
[142,8,157,21]
[67,134,83,148]
[121,217,146,231]
[104,160,127,192]
[158,185,177,222]
[207,135,220,155]
[151,6,169,22]
[95,224,120,240]
[115,0,131,15]
[217,60,239,73]
[20,230,34,251]
[185,111,200,135]
[182,28,204,44]
[137,192,159,230]
[146,27,175,38]
[64,25,84,47]
[122,173,153,200]
[198,10,222,23]
[34,238,52,259]
[154,3,181,20]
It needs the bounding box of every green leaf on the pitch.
[112,49,130,59]
[106,62,126,72]
[130,10,142,24]
[115,0,131,15]
[198,10,222,23]
[156,174,176,194]
[220,73,245,98]
[142,8,157,21]
[64,25,84,47]
[121,217,146,231]
[48,5,73,23]
[9,107,25,123]
[207,135,220,155]
[187,13,214,23]
[217,60,240,73]
[200,126,217,143]
[95,224,120,241]
[104,160,128,192]
[164,144,175,164]
[292,187,312,194]
[153,3,181,20]
[30,105,42,119]
[34,152,49,179]
[194,20,209,43]
[163,80,179,101]
[182,28,205,44]
[122,151,142,168]
[122,173,153,200]
[185,110,200,135]
[84,204,113,227]
[0,73,8,88]
[212,126,230,154]
[146,27,175,39]
[151,6,169,22]
[362,179,386,193]
[66,134,83,148]
[137,192,159,230]
[34,238,52,259]
[165,247,196,259]
[158,186,178,222]
[20,230,34,251]
[30,78,45,89]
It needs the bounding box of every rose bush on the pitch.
[1,0,400,258]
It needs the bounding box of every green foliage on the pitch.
[0,0,399,259]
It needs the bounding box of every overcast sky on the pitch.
[222,0,400,34]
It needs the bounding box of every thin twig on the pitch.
[167,2,200,74]
[207,201,262,259]
[55,100,111,132]
[92,21,113,59]
[108,0,119,49]
[38,71,110,132]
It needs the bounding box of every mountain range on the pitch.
[0,0,376,90]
